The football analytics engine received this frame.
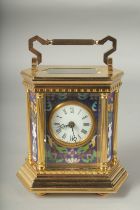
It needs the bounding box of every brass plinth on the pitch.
[17,160,127,195]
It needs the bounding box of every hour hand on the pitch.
[59,124,69,128]
[54,123,66,129]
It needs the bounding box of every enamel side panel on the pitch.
[30,91,38,162]
[107,92,114,161]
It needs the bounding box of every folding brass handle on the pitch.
[29,35,117,73]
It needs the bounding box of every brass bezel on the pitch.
[48,100,96,148]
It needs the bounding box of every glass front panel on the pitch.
[46,68,97,74]
[44,92,99,168]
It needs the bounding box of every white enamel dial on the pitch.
[49,101,95,147]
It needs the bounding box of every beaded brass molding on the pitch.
[23,80,122,93]
[31,159,116,175]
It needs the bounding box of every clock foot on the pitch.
[97,193,108,196]
[35,192,47,196]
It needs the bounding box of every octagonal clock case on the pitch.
[17,35,128,195]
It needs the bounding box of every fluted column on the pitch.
[36,93,45,170]
[112,90,119,164]
[99,93,108,170]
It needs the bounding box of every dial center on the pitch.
[68,121,75,128]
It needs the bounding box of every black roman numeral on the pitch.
[56,127,61,134]
[56,115,62,118]
[78,134,82,139]
[62,133,66,139]
[63,109,67,115]
[70,107,74,113]
[83,123,90,126]
[78,109,81,115]
[54,122,60,126]
[81,129,87,134]
[82,115,88,120]
[70,135,77,142]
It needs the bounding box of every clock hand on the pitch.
[60,124,66,128]
[71,127,77,142]
[56,124,69,129]
[67,121,77,142]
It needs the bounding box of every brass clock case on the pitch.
[17,35,128,195]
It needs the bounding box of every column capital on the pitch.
[36,92,44,99]
[100,93,108,99]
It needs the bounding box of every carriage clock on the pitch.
[17,35,128,195]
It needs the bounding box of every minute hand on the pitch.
[71,127,77,142]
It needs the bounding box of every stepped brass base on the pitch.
[17,160,128,195]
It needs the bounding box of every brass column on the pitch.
[36,93,45,170]
[26,89,32,164]
[112,90,119,164]
[99,93,108,170]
